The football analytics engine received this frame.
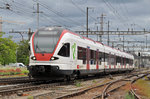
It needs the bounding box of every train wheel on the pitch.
[63,75,71,82]
[28,73,32,79]
[63,76,67,82]
[70,74,77,81]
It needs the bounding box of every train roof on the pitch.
[37,26,64,33]
[37,26,134,59]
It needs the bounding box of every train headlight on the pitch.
[51,57,55,60]
[31,56,36,60]
[50,56,59,61]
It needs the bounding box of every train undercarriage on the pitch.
[28,65,134,81]
[27,65,77,81]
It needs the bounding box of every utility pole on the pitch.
[86,7,89,38]
[145,35,147,48]
[100,14,106,42]
[123,33,125,51]
[97,13,106,42]
[107,20,110,46]
[96,25,99,41]
[86,7,94,38]
[33,3,42,29]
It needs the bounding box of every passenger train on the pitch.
[28,27,134,80]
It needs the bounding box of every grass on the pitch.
[133,79,150,98]
[27,96,33,99]
[125,92,135,99]
[92,80,97,83]
[75,80,82,87]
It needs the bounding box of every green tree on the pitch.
[17,40,29,65]
[0,33,17,65]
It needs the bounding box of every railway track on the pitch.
[0,69,148,98]
[94,72,149,99]
[0,71,129,85]
[0,71,132,97]
[53,71,149,99]
[0,80,73,96]
[0,68,141,85]
[0,77,37,85]
[129,73,149,99]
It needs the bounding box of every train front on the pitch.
[28,27,65,80]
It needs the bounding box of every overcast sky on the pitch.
[0,0,150,48]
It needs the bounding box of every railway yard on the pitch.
[1,0,150,99]
[0,68,149,99]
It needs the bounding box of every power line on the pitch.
[38,2,86,29]
[102,0,128,29]
[122,0,144,29]
[70,0,97,22]
[41,13,65,26]
[38,1,87,29]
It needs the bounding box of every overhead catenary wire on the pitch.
[122,0,145,29]
[9,0,86,30]
[41,13,65,26]
[37,1,86,29]
[102,0,129,29]
[70,0,97,22]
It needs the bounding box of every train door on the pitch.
[86,46,90,70]
[96,49,99,69]
[70,42,77,69]
[121,57,123,69]
[124,58,126,69]
[108,53,111,69]
[114,55,116,69]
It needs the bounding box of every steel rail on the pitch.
[0,81,70,96]
[130,73,149,99]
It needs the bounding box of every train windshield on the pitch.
[34,29,62,53]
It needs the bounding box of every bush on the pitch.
[0,67,29,76]
[21,70,29,74]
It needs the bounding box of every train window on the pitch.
[114,55,117,65]
[34,29,62,53]
[90,50,94,64]
[99,52,102,65]
[101,53,105,62]
[123,58,126,65]
[110,55,115,65]
[105,53,109,63]
[94,51,96,64]
[78,47,83,59]
[109,54,113,65]
[83,48,87,64]
[125,58,127,65]
[58,43,70,57]
[107,54,110,65]
[77,46,86,64]
[116,56,121,63]
[121,57,123,65]
[131,60,133,65]
[129,59,133,65]
[90,50,96,65]
[126,58,129,64]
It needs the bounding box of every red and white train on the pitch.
[28,27,134,80]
